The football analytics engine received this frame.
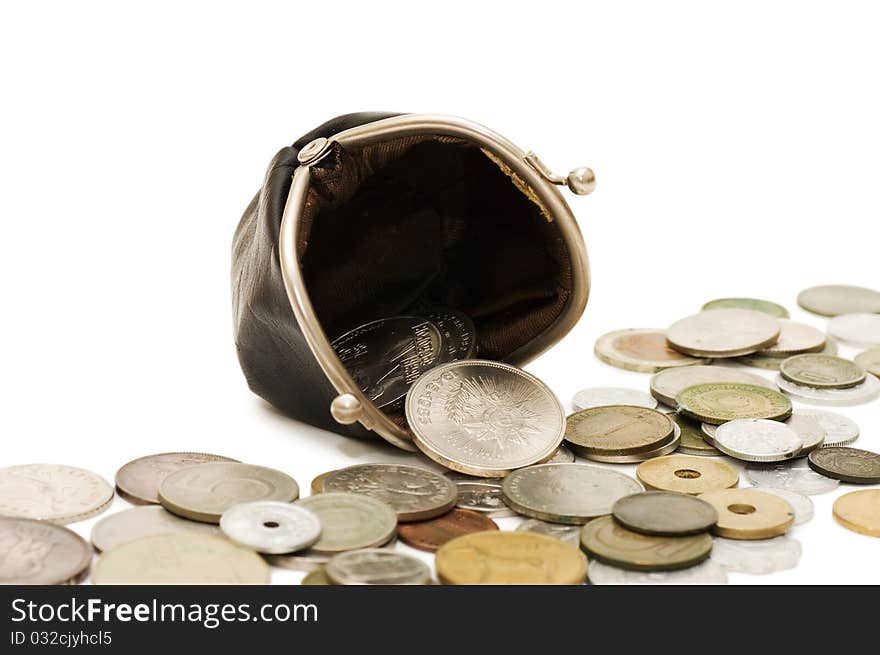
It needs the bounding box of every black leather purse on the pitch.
[232,113,594,451]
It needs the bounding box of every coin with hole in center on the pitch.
[833,490,880,537]
[677,382,792,425]
[807,447,880,484]
[712,418,802,462]
[398,508,498,552]
[296,493,397,554]
[220,501,322,554]
[650,366,778,407]
[698,488,794,540]
[636,454,739,495]
[667,309,781,358]
[325,549,431,585]
[0,517,92,584]
[797,285,880,316]
[612,491,718,536]
[593,328,709,373]
[115,452,239,505]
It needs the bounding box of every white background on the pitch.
[1,2,878,584]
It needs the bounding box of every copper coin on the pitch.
[398,508,498,552]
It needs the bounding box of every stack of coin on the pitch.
[564,405,680,463]
[776,353,880,406]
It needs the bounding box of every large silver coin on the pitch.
[745,460,840,495]
[454,480,515,517]
[0,516,91,584]
[758,488,814,525]
[710,536,801,574]
[797,284,880,317]
[424,309,477,361]
[572,387,658,411]
[0,464,114,524]
[331,316,446,409]
[758,319,826,357]
[827,313,880,347]
[296,493,397,554]
[794,409,859,447]
[115,452,239,505]
[322,464,456,522]
[91,505,222,552]
[325,549,431,585]
[501,463,643,524]
[516,518,582,547]
[405,360,565,477]
[712,419,802,462]
[667,309,781,358]
[220,501,322,554]
[784,412,826,455]
[650,365,777,407]
[776,373,880,406]
[588,559,728,585]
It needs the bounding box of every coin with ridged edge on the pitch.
[712,419,802,462]
[676,382,791,425]
[115,452,239,505]
[667,309,781,358]
[91,505,222,552]
[636,454,739,495]
[794,410,858,447]
[594,328,709,373]
[325,549,431,585]
[855,348,880,378]
[564,406,674,458]
[797,284,880,317]
[219,501,322,554]
[698,488,794,540]
[612,491,718,536]
[0,464,114,525]
[702,297,789,318]
[808,447,880,484]
[833,490,880,537]
[650,366,778,407]
[295,493,397,554]
[398,508,498,552]
[0,517,91,584]
[780,354,866,389]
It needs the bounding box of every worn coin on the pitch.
[296,492,397,554]
[745,460,839,495]
[855,348,880,377]
[775,373,880,406]
[612,491,718,536]
[322,464,456,522]
[405,360,565,477]
[577,425,680,463]
[650,365,777,407]
[794,410,859,446]
[220,501,322,554]
[0,464,114,524]
[808,447,880,483]
[547,445,576,463]
[516,518,582,547]
[797,284,880,317]
[759,488,813,525]
[92,533,270,584]
[0,517,91,584]
[833,490,880,537]
[588,559,728,585]
[301,568,332,585]
[698,488,794,539]
[784,412,826,454]
[310,469,336,495]
[673,414,721,456]
[502,463,643,524]
[636,454,739,495]
[593,328,708,373]
[712,419,802,462]
[711,536,801,574]
[779,354,866,389]
[580,515,713,571]
[828,313,880,347]
[702,297,789,318]
[115,452,239,505]
[158,463,299,523]
[677,382,792,424]
[667,309,781,358]
[454,480,515,517]
[572,386,658,411]
[564,406,674,458]
[91,505,222,552]
[424,309,477,361]
[436,531,587,585]
[325,549,431,585]
[758,319,826,357]
[398,508,497,552]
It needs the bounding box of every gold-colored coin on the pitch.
[435,531,587,585]
[676,383,792,425]
[698,488,794,540]
[565,406,674,457]
[672,414,721,456]
[833,490,880,537]
[310,470,337,495]
[636,454,738,495]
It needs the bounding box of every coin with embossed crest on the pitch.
[775,373,880,405]
[745,460,839,495]
[325,549,431,585]
[220,501,322,554]
[398,508,498,552]
[794,410,859,447]
[833,490,880,537]
[572,387,658,411]
[780,354,866,389]
[588,559,728,585]
[516,518,582,547]
[828,313,880,347]
[405,360,565,477]
[712,419,802,462]
[698,488,794,539]
[115,452,239,505]
[808,447,880,484]
[564,406,674,460]
[677,383,792,424]
[650,365,777,407]
[0,464,114,524]
[91,505,222,552]
[702,297,789,318]
[711,536,801,574]
[296,493,397,554]
[424,309,477,361]
[0,517,91,584]
[797,284,880,317]
[454,480,515,517]
[667,309,781,358]
[593,328,709,373]
[855,348,880,377]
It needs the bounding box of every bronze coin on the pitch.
[612,491,718,536]
[808,447,880,484]
[397,508,498,552]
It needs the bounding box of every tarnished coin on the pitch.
[310,469,336,495]
[833,490,880,537]
[296,493,397,554]
[828,313,880,347]
[698,488,794,539]
[564,406,674,458]
[398,508,498,552]
[797,284,880,317]
[677,382,792,425]
[612,491,718,536]
[784,412,826,454]
[712,419,802,462]
[220,501,322,554]
[794,410,859,446]
[650,365,777,407]
[673,414,721,456]
[502,464,643,524]
[580,515,712,571]
[775,373,880,406]
[588,559,728,585]
[855,348,880,378]
[711,536,801,574]
[436,531,587,585]
[636,455,738,495]
[571,386,658,411]
[808,447,880,484]
[325,549,431,585]
[454,480,515,517]
[779,354,866,389]
[667,309,781,358]
[405,360,565,477]
[516,518,582,547]
[91,505,222,552]
[322,464,456,522]
[158,463,299,523]
[593,328,709,373]
[0,464,114,524]
[115,452,239,505]
[301,568,332,585]
[92,533,269,584]
[0,517,91,584]
[331,316,446,409]
[759,488,814,525]
[547,445,576,463]
[745,460,839,495]
[758,320,826,357]
[702,297,789,318]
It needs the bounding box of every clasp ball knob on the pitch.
[566,167,596,195]
[330,393,363,424]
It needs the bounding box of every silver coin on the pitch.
[710,536,801,574]
[776,373,880,406]
[784,412,825,454]
[745,460,839,495]
[650,365,777,407]
[572,387,658,411]
[827,313,880,347]
[115,452,239,505]
[91,505,222,552]
[0,516,91,584]
[455,480,515,517]
[325,549,431,585]
[220,501,322,554]
[296,493,397,554]
[266,537,399,572]
[0,464,114,524]
[797,284,880,316]
[424,309,477,361]
[581,424,681,464]
[794,409,859,446]
[588,559,728,585]
[758,488,814,525]
[547,445,576,463]
[667,309,781,358]
[501,463,643,524]
[712,419,802,462]
[405,360,565,477]
[758,319,826,357]
[516,518,582,547]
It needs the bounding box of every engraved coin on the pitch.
[827,313,880,347]
[855,348,880,377]
[698,488,794,539]
[784,412,826,455]
[220,501,322,554]
[677,382,792,425]
[833,490,880,537]
[710,536,801,574]
[424,309,477,361]
[454,480,515,517]
[0,464,114,524]
[91,505,222,552]
[745,460,839,495]
[808,447,880,483]
[580,515,712,571]
[775,373,880,406]
[398,508,498,552]
[435,531,587,585]
[667,309,781,358]
[797,284,880,317]
[92,533,269,584]
[593,328,708,373]
[405,360,565,477]
[322,464,456,522]
[296,492,397,554]
[636,455,739,495]
[325,549,431,585]
[758,319,826,357]
[115,452,239,505]
[502,463,644,524]
[702,297,789,318]
[673,414,721,456]
[576,424,681,464]
[712,419,802,462]
[650,365,777,407]
[301,568,332,585]
[571,386,658,411]
[588,559,728,585]
[564,406,674,458]
[310,469,337,495]
[758,488,813,525]
[0,517,91,584]
[793,410,858,447]
[331,316,446,409]
[516,518,582,547]
[547,445,576,463]
[158,463,299,523]
[779,354,866,389]
[612,491,718,536]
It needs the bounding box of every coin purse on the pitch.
[232,113,593,451]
